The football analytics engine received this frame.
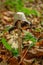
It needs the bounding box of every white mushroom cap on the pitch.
[14,12,30,24]
[8,12,31,32]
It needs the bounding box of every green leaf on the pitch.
[1,38,12,51]
[23,31,36,49]
[23,32,37,43]
[1,38,19,56]
[12,48,19,56]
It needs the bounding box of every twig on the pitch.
[19,49,28,65]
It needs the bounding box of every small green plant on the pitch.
[1,37,19,56]
[1,37,12,51]
[23,31,37,43]
[23,31,37,49]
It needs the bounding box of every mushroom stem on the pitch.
[17,20,22,56]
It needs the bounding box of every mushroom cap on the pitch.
[14,12,30,24]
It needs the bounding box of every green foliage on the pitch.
[4,0,17,11]
[4,0,24,11]
[21,7,41,16]
[1,38,19,56]
[4,0,41,16]
[12,48,19,56]
[23,32,37,43]
[1,38,12,51]
[23,31,37,48]
[16,0,24,11]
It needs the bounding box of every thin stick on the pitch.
[19,49,28,65]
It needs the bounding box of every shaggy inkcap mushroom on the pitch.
[9,12,31,32]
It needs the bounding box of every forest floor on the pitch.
[0,0,43,65]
